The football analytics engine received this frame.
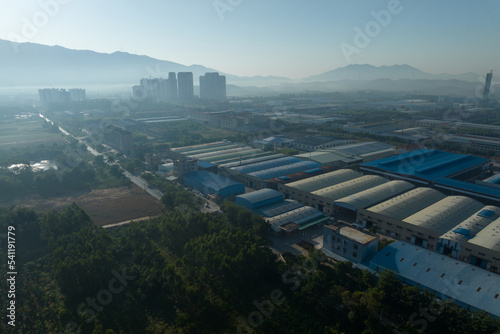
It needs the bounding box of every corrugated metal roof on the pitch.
[366,188,447,220]
[312,175,388,201]
[334,180,415,211]
[220,154,285,168]
[360,149,489,182]
[369,241,500,317]
[439,206,500,245]
[183,171,243,192]
[249,161,322,180]
[236,188,283,205]
[171,141,228,153]
[231,156,302,174]
[403,196,484,235]
[295,150,360,164]
[256,200,304,218]
[333,141,394,156]
[434,178,500,200]
[267,206,324,231]
[286,169,362,193]
[187,146,251,159]
[468,216,500,252]
[203,149,264,163]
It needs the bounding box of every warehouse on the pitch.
[266,206,326,233]
[182,171,244,198]
[235,189,284,210]
[334,180,415,212]
[360,149,490,186]
[369,241,500,318]
[461,214,500,274]
[357,187,447,229]
[437,206,500,260]
[248,161,322,180]
[279,169,362,203]
[401,196,484,251]
[310,175,388,214]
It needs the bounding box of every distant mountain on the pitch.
[304,64,480,82]
[0,39,489,97]
[0,39,291,89]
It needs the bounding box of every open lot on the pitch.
[0,184,165,226]
[0,116,66,148]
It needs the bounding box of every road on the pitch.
[39,113,165,202]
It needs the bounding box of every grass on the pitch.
[0,117,65,148]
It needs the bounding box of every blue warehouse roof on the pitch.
[360,149,489,183]
[369,241,500,318]
[231,156,302,174]
[183,171,243,192]
[249,161,323,180]
[236,189,284,210]
[434,178,500,201]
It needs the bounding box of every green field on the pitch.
[0,116,66,148]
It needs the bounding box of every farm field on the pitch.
[0,116,66,148]
[0,184,165,226]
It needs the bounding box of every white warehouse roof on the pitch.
[334,180,415,211]
[403,196,484,235]
[366,187,447,220]
[285,169,362,193]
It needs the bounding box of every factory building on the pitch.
[182,171,244,198]
[323,225,379,263]
[370,241,500,318]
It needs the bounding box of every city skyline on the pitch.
[1,0,499,79]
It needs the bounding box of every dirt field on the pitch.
[0,185,165,226]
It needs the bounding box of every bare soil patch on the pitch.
[0,185,165,226]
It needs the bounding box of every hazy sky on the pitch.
[1,0,499,79]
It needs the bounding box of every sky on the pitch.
[1,0,499,79]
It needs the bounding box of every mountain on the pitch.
[304,64,480,82]
[0,39,489,97]
[0,39,291,89]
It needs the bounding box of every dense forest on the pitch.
[1,196,499,333]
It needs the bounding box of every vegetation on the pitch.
[1,197,499,333]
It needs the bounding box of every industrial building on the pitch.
[357,187,447,229]
[333,180,415,212]
[323,225,379,262]
[279,169,363,203]
[103,125,133,153]
[222,156,323,189]
[310,175,388,214]
[182,171,244,198]
[369,241,500,318]
[360,149,490,187]
[438,206,500,273]
[236,189,284,211]
[291,136,354,152]
[235,189,328,234]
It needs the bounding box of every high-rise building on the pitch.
[167,72,178,100]
[200,72,226,100]
[177,72,194,100]
[38,88,86,105]
[483,71,493,100]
